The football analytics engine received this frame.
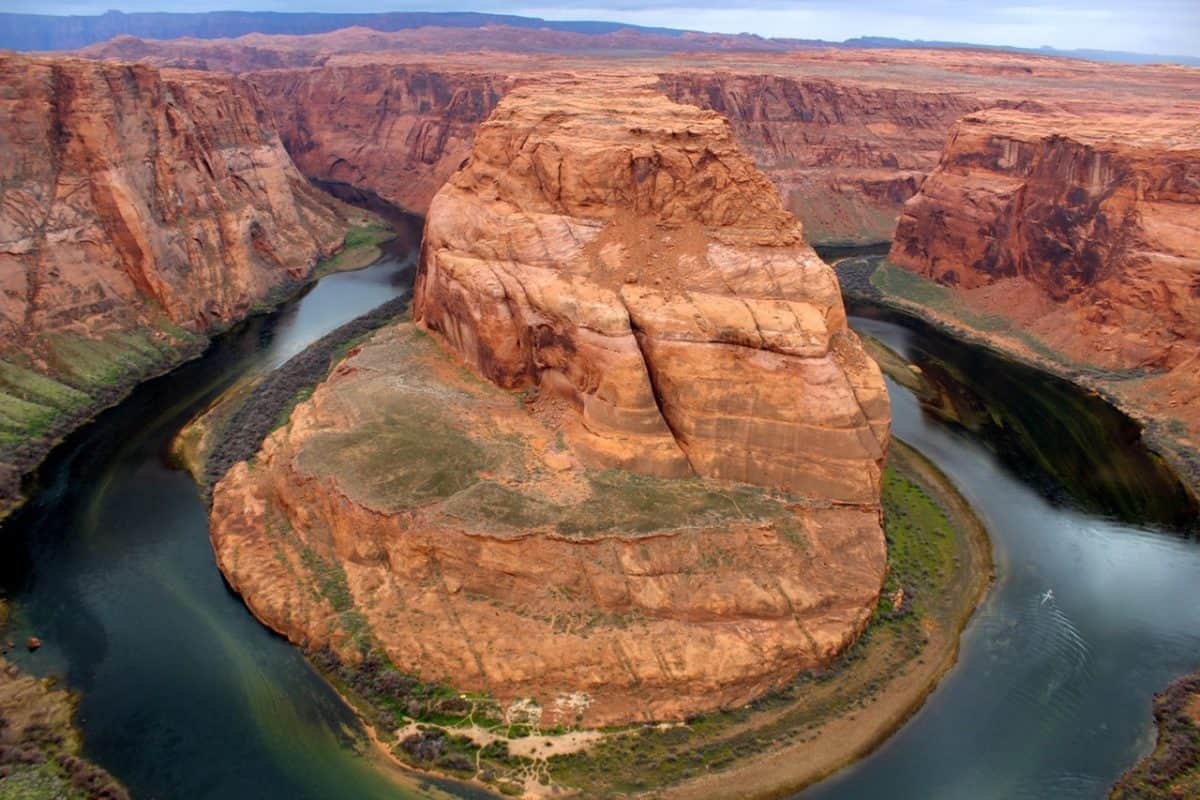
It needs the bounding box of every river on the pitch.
[1,225,477,800]
[802,307,1200,799]
[1,241,1197,800]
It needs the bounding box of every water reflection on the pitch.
[801,312,1200,800]
[0,229,479,800]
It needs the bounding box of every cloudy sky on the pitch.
[8,1,1200,57]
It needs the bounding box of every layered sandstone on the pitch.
[657,72,980,244]
[415,75,890,503]
[73,35,1200,246]
[210,323,888,726]
[210,76,889,726]
[248,64,508,217]
[889,109,1200,448]
[0,53,354,505]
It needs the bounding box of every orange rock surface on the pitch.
[890,108,1200,450]
[73,32,1200,246]
[210,323,888,727]
[249,63,508,219]
[0,52,354,505]
[0,53,350,343]
[209,76,889,726]
[415,75,890,503]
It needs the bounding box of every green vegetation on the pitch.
[313,223,396,277]
[0,329,197,460]
[868,259,1094,372]
[440,471,801,540]
[302,401,492,510]
[298,546,371,650]
[1,598,129,800]
[877,465,957,623]
[297,435,984,797]
[870,261,1010,332]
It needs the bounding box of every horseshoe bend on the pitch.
[209,75,892,728]
[2,9,1198,800]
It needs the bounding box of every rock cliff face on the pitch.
[0,53,352,507]
[210,76,889,726]
[889,109,1200,447]
[210,324,888,727]
[248,63,977,245]
[248,64,508,219]
[658,72,981,244]
[415,75,890,503]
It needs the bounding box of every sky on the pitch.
[7,1,1200,58]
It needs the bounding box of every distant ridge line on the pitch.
[2,9,1197,67]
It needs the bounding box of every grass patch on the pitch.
[202,294,412,489]
[300,400,491,511]
[314,224,396,277]
[868,259,1094,372]
[439,472,799,540]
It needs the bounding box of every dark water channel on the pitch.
[0,225,478,800]
[802,305,1200,799]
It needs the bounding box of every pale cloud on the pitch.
[4,1,1198,57]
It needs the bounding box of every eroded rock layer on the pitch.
[210,323,888,726]
[249,64,508,219]
[657,72,981,244]
[414,75,890,504]
[0,53,353,507]
[889,109,1200,444]
[211,76,889,727]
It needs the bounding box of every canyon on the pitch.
[208,76,890,728]
[887,107,1200,482]
[67,32,1200,251]
[0,17,1197,800]
[63,30,1200,483]
[0,52,366,514]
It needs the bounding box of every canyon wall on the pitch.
[658,72,981,244]
[70,36,1200,251]
[210,76,890,726]
[247,64,508,219]
[0,53,354,509]
[247,61,977,245]
[889,108,1200,457]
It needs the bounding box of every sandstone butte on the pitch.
[0,52,356,509]
[208,75,891,727]
[890,108,1200,462]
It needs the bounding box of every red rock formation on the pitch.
[208,75,889,727]
[892,109,1200,369]
[657,72,981,244]
[0,53,349,342]
[73,35,1200,246]
[248,64,507,217]
[210,322,888,727]
[890,108,1200,455]
[0,52,354,507]
[415,75,890,503]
